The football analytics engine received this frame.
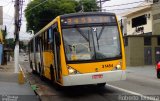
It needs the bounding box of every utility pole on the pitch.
[120,19,123,34]
[14,0,19,73]
[97,0,110,12]
[100,0,102,12]
[14,0,23,73]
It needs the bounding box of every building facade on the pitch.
[122,2,152,36]
[152,0,160,35]
[122,1,160,66]
[124,35,160,66]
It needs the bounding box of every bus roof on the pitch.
[60,12,115,18]
[29,12,116,42]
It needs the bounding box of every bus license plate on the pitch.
[92,74,103,79]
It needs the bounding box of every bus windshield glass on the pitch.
[62,25,121,61]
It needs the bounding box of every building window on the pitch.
[157,37,160,45]
[153,0,159,3]
[144,37,151,46]
[153,13,160,20]
[132,15,147,28]
[124,37,128,46]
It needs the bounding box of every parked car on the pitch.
[156,61,160,79]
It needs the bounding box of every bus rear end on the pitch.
[59,12,126,86]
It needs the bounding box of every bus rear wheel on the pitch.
[37,63,41,75]
[40,65,44,81]
[30,61,36,74]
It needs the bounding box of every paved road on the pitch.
[108,66,160,95]
[19,53,160,101]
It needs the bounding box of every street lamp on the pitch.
[28,30,34,35]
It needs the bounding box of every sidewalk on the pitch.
[0,61,39,101]
[127,65,157,79]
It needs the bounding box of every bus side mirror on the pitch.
[55,32,61,46]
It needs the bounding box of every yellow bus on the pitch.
[28,12,126,87]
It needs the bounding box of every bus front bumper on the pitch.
[62,70,126,86]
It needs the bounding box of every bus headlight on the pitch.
[113,62,122,71]
[116,64,121,70]
[67,66,80,75]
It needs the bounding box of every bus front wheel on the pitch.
[97,83,106,87]
[50,65,55,83]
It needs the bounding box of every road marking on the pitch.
[106,84,160,101]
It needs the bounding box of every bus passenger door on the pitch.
[53,28,61,83]
[39,37,44,77]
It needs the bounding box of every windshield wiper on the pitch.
[91,27,100,50]
[97,26,105,40]
[73,25,89,42]
[76,28,89,42]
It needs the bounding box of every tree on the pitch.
[78,0,99,12]
[19,41,27,51]
[25,0,98,33]
[6,38,14,50]
[25,0,78,33]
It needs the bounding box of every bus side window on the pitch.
[37,37,41,52]
[48,28,53,50]
[44,31,48,50]
[35,38,38,52]
[42,32,45,51]
[53,27,61,46]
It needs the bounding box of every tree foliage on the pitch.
[25,0,98,33]
[79,0,98,12]
[6,38,14,50]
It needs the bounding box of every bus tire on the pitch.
[35,64,38,74]
[40,72,44,81]
[30,61,33,70]
[30,61,36,74]
[40,65,44,81]
[50,65,55,83]
[97,83,106,87]
[50,66,62,90]
[157,71,160,79]
[38,63,41,75]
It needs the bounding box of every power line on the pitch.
[8,18,14,33]
[5,3,13,17]
[2,1,13,7]
[25,0,48,13]
[105,4,151,11]
[103,1,144,8]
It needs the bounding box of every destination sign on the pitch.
[61,15,116,26]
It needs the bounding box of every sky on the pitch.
[0,0,145,40]
[0,0,31,40]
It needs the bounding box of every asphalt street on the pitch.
[19,53,160,101]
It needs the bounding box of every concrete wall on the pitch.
[130,37,144,66]
[125,37,144,66]
[125,35,160,66]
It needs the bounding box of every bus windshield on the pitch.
[62,25,121,61]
